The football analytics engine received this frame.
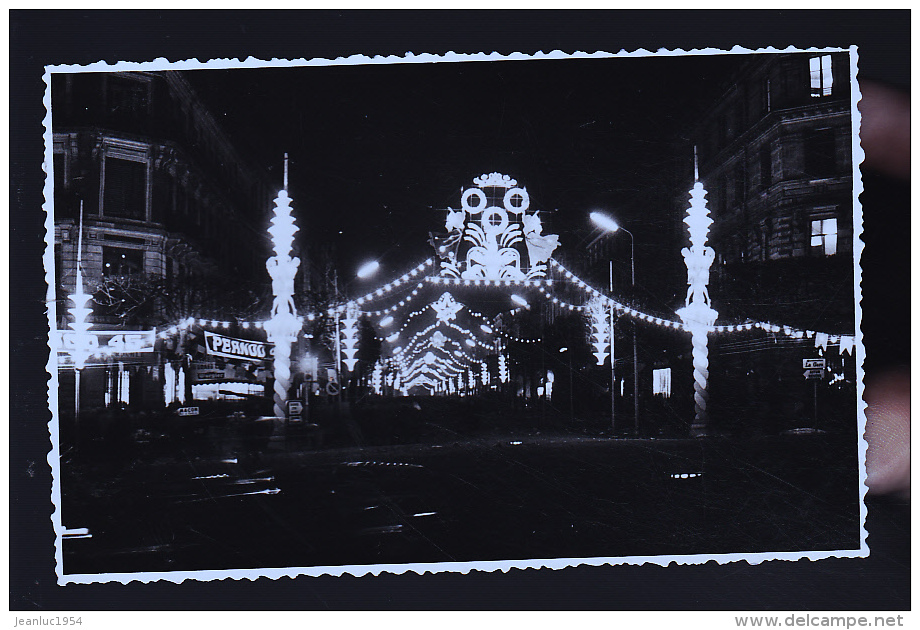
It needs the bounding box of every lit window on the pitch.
[652,368,672,398]
[810,55,834,98]
[811,218,838,256]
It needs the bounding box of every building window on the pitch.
[103,246,144,276]
[99,139,149,221]
[733,161,746,206]
[810,217,838,256]
[810,55,834,98]
[803,129,836,178]
[653,368,671,398]
[760,145,772,190]
[102,157,147,220]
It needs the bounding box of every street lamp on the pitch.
[559,346,574,421]
[590,211,639,436]
[356,260,380,279]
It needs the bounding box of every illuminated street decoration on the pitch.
[676,158,719,437]
[371,362,383,393]
[498,353,509,383]
[340,304,359,372]
[436,173,559,281]
[430,331,447,349]
[263,160,303,419]
[481,361,490,386]
[587,296,611,365]
[67,203,95,371]
[431,292,463,322]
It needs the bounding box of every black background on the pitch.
[11,10,909,611]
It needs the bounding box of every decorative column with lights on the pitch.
[68,202,96,425]
[263,157,302,420]
[676,156,718,437]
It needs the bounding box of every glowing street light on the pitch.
[590,211,621,234]
[379,315,394,328]
[510,294,529,308]
[356,260,380,279]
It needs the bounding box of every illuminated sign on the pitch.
[55,329,156,362]
[204,331,271,361]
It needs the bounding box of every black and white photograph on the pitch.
[44,47,869,583]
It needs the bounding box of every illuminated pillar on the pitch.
[676,156,718,437]
[263,157,302,419]
[68,202,96,424]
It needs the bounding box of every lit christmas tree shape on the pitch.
[587,296,611,365]
[498,353,509,383]
[435,173,559,281]
[340,304,359,372]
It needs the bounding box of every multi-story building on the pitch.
[687,51,857,435]
[51,70,275,422]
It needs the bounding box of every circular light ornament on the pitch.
[503,187,530,213]
[461,188,487,214]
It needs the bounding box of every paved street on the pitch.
[60,405,859,576]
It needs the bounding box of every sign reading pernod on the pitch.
[204,331,271,361]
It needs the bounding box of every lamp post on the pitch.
[559,346,575,421]
[590,211,639,436]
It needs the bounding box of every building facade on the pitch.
[51,71,275,424]
[688,52,857,435]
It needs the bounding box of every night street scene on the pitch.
[48,49,862,580]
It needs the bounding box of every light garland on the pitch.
[366,281,427,317]
[426,276,554,288]
[328,259,436,315]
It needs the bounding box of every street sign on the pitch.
[326,382,340,396]
[177,407,200,416]
[287,400,303,415]
[803,358,826,369]
[803,368,824,380]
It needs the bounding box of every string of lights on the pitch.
[425,276,554,288]
[548,258,855,343]
[365,281,428,317]
[326,258,436,315]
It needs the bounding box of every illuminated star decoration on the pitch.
[431,292,463,323]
